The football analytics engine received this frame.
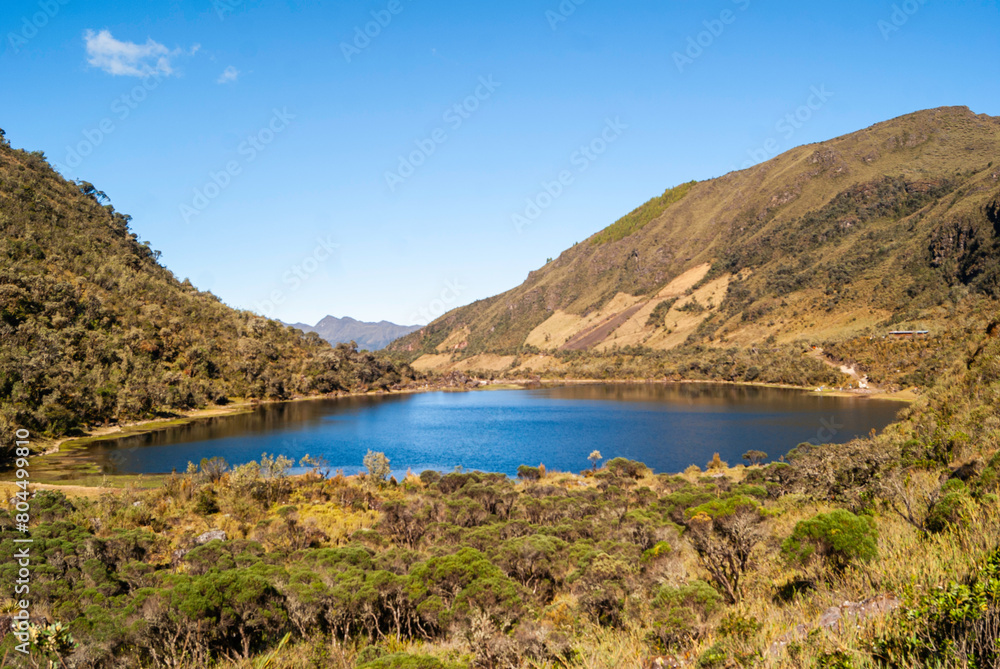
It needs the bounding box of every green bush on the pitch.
[419,470,441,485]
[782,509,878,571]
[605,458,649,479]
[649,580,723,649]
[517,465,542,481]
[874,549,1000,666]
[925,479,973,533]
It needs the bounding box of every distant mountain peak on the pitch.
[288,316,420,351]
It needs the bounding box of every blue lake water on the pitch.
[88,383,903,477]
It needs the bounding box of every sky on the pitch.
[1,0,998,326]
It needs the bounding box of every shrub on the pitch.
[419,470,441,485]
[194,487,219,516]
[925,479,974,533]
[782,509,878,571]
[364,450,391,485]
[707,453,727,471]
[649,580,723,649]
[199,456,229,482]
[605,458,649,479]
[517,465,541,481]
[874,549,1000,667]
[742,450,767,466]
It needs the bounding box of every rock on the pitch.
[842,593,902,621]
[196,529,226,544]
[818,605,842,628]
[769,594,902,656]
[768,624,808,656]
[643,656,681,669]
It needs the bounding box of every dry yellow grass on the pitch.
[435,326,471,353]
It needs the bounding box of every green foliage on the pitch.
[874,549,1000,667]
[364,450,391,485]
[517,465,541,481]
[357,652,459,669]
[591,181,697,245]
[419,469,441,485]
[686,495,758,520]
[649,580,723,649]
[605,457,649,479]
[645,298,678,328]
[926,478,974,533]
[782,509,878,571]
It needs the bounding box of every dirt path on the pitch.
[809,347,872,390]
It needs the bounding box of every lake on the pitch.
[86,383,903,478]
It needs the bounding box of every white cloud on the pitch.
[216,65,240,84]
[84,29,185,77]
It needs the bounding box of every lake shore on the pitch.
[24,374,912,491]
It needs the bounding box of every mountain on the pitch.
[0,131,415,454]
[390,106,1000,386]
[286,316,420,351]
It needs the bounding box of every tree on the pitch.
[364,450,391,486]
[517,465,541,482]
[685,496,765,604]
[588,450,603,471]
[742,450,767,466]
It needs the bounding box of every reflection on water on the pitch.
[87,384,903,477]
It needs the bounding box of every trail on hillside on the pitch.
[809,348,875,391]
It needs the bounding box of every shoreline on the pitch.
[25,374,915,490]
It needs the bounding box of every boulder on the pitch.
[196,529,227,544]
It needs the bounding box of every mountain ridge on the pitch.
[0,134,415,454]
[285,315,420,351]
[389,105,1000,383]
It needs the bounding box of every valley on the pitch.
[2,106,1000,668]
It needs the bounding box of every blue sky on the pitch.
[2,0,998,325]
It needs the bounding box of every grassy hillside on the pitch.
[391,106,1000,384]
[0,132,416,456]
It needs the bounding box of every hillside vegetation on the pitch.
[2,109,1000,668]
[391,106,1000,384]
[0,131,416,457]
[3,322,999,667]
